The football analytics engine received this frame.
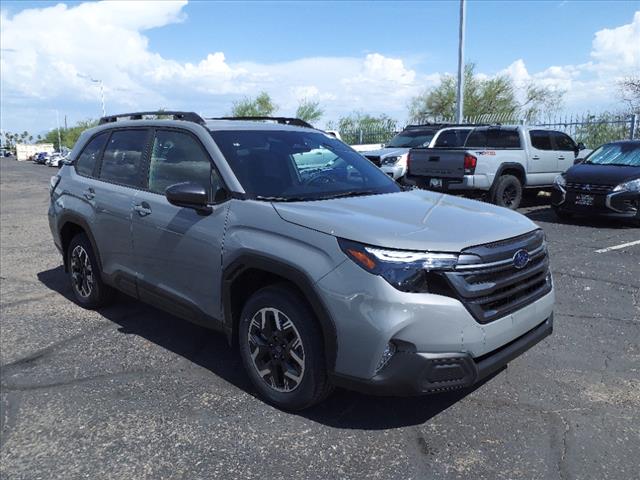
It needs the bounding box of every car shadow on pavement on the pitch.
[524,205,635,229]
[37,265,494,430]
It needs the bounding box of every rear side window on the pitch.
[147,130,216,196]
[489,129,521,148]
[551,132,576,151]
[433,129,471,147]
[465,129,488,148]
[99,130,148,188]
[75,132,108,177]
[530,130,553,150]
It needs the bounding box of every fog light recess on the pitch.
[375,342,397,373]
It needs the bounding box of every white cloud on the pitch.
[0,1,638,132]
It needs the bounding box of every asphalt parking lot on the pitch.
[1,158,638,480]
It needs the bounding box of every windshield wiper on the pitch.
[319,190,378,200]
[254,195,309,202]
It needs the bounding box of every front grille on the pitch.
[443,230,552,324]
[566,182,614,194]
[365,155,381,166]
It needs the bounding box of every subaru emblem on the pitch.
[512,249,530,269]
[583,184,591,191]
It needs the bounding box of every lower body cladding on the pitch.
[316,259,555,395]
[551,185,639,220]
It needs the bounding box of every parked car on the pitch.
[551,140,639,225]
[362,124,467,182]
[34,152,50,164]
[406,125,587,209]
[49,111,554,410]
[46,153,69,167]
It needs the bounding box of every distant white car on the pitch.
[46,153,69,167]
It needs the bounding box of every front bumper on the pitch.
[331,314,553,395]
[380,164,406,180]
[551,185,639,218]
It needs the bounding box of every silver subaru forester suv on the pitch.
[48,112,554,410]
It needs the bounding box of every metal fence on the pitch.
[339,113,639,149]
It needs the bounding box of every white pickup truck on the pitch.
[406,125,588,209]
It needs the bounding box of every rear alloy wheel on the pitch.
[238,284,332,410]
[491,174,523,210]
[67,233,114,308]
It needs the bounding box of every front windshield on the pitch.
[584,142,640,166]
[385,129,436,148]
[210,130,401,201]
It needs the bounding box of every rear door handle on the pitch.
[532,156,540,160]
[83,188,95,200]
[133,202,152,216]
[558,156,565,160]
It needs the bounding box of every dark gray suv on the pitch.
[49,112,554,410]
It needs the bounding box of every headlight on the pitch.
[612,178,640,193]
[554,174,566,188]
[338,238,459,293]
[381,156,399,166]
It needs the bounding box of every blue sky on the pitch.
[1,1,639,133]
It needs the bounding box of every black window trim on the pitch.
[140,126,229,203]
[529,129,555,151]
[93,127,154,191]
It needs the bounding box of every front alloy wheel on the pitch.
[248,307,305,392]
[70,244,94,298]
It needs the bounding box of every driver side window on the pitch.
[147,130,217,197]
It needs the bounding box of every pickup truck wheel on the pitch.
[67,233,115,309]
[491,175,522,209]
[238,284,333,410]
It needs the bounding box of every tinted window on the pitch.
[75,132,108,177]
[489,129,521,148]
[99,130,148,187]
[148,130,216,196]
[386,129,437,148]
[465,129,488,148]
[433,129,471,147]
[552,132,576,151]
[530,130,553,150]
[211,130,400,201]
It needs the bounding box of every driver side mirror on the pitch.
[165,182,212,213]
[577,142,586,151]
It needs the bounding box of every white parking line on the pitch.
[595,240,640,254]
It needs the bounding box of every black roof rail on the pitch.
[98,111,206,125]
[209,116,315,129]
[404,123,487,129]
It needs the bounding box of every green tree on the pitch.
[619,75,640,112]
[408,63,563,123]
[230,91,277,117]
[43,119,99,151]
[295,99,323,124]
[574,112,631,149]
[327,112,397,145]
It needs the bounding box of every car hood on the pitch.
[361,147,409,157]
[566,163,640,185]
[273,190,537,252]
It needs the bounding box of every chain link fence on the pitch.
[339,113,639,149]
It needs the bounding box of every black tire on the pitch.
[491,174,523,209]
[238,283,333,410]
[67,233,114,308]
[552,205,573,222]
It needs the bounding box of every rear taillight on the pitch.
[463,154,477,174]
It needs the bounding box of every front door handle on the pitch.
[83,188,95,200]
[531,155,540,160]
[558,156,565,160]
[133,202,152,216]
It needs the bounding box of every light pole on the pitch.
[77,73,106,117]
[55,110,62,152]
[455,0,466,124]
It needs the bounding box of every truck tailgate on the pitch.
[408,148,465,179]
